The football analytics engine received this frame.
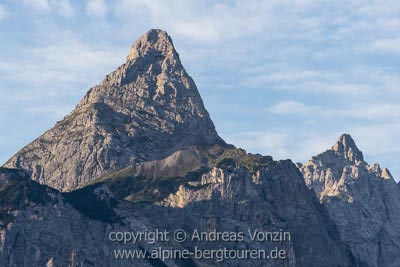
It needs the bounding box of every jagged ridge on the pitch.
[300,133,400,267]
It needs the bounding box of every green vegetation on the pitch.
[98,166,210,204]
[216,157,236,168]
[210,148,274,173]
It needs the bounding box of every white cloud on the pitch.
[114,0,223,42]
[255,70,320,83]
[370,37,400,54]
[23,0,50,12]
[87,0,108,17]
[347,104,400,120]
[52,0,74,18]
[300,81,370,95]
[22,0,74,17]
[114,0,321,43]
[0,34,125,85]
[0,4,8,20]
[244,69,372,95]
[268,100,315,115]
[268,100,400,121]
[242,63,400,97]
[172,20,221,42]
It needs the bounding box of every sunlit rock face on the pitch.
[300,134,400,267]
[4,29,227,192]
[155,154,353,267]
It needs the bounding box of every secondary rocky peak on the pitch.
[332,133,363,162]
[300,134,400,266]
[127,29,177,61]
[382,167,394,180]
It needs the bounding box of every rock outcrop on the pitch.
[300,134,400,267]
[3,29,227,192]
[152,149,354,267]
[0,148,356,267]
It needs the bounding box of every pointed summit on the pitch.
[4,29,228,191]
[127,29,176,61]
[101,29,181,87]
[381,167,394,180]
[331,133,364,162]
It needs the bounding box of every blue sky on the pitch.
[0,0,399,181]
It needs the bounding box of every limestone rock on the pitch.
[300,133,400,267]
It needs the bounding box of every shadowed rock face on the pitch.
[300,134,400,267]
[0,153,355,267]
[0,168,200,267]
[4,29,227,192]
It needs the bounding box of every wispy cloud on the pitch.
[370,37,400,54]
[87,0,108,17]
[21,0,74,17]
[0,4,8,20]
[53,0,74,18]
[23,0,50,13]
[114,0,322,43]
[226,130,338,162]
[0,34,125,85]
[268,101,316,115]
[243,70,371,95]
[268,100,400,120]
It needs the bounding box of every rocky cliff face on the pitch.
[0,149,355,267]
[4,29,226,192]
[300,134,400,267]
[153,149,354,267]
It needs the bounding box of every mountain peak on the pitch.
[101,29,181,87]
[332,133,364,162]
[127,29,176,61]
[4,29,227,191]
